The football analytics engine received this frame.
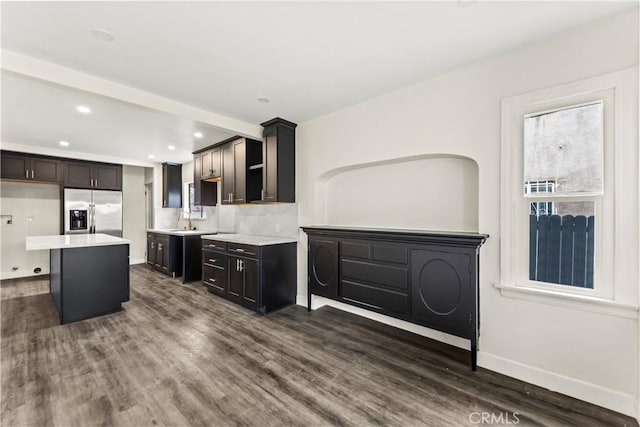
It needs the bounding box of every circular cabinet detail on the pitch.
[417,258,462,316]
[312,246,334,287]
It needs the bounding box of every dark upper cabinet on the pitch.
[162,163,182,208]
[200,148,221,179]
[260,118,297,203]
[64,160,122,190]
[1,151,62,183]
[308,239,339,299]
[220,137,262,205]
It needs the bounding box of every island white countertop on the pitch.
[201,233,297,246]
[26,234,131,251]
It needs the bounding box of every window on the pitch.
[184,183,206,219]
[524,102,603,289]
[498,69,637,303]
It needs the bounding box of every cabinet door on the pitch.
[308,239,339,299]
[262,127,278,202]
[232,140,246,203]
[0,153,30,180]
[228,257,244,302]
[221,143,234,204]
[200,150,212,179]
[193,154,202,205]
[411,249,473,338]
[32,158,63,183]
[162,163,182,208]
[147,237,156,265]
[94,165,122,190]
[65,161,93,189]
[156,240,167,271]
[242,258,260,307]
[210,148,221,178]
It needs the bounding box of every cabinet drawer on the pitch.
[203,251,226,270]
[203,265,226,295]
[147,233,155,240]
[372,245,408,265]
[341,259,408,291]
[228,242,259,257]
[202,239,227,252]
[341,242,371,260]
[341,280,409,316]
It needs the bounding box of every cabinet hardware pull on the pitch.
[236,259,239,271]
[239,259,244,272]
[208,244,217,248]
[261,189,264,201]
[208,259,217,263]
[235,248,245,252]
[208,278,217,283]
[31,170,34,179]
[25,170,29,179]
[95,179,98,187]
[151,242,155,248]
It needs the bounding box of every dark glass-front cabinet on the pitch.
[162,163,182,208]
[308,239,339,299]
[65,160,122,190]
[1,151,63,183]
[260,118,297,203]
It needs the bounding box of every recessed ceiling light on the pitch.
[257,97,270,104]
[193,132,203,138]
[59,141,70,147]
[148,154,156,159]
[76,105,91,114]
[91,28,115,42]
[167,145,176,150]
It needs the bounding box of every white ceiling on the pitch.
[1,71,236,164]
[0,1,636,165]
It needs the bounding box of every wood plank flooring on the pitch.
[1,265,636,427]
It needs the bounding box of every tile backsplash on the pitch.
[174,204,299,238]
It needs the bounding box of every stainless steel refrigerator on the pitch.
[64,189,123,237]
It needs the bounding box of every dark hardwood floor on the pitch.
[1,265,636,427]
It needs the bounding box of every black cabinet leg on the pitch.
[471,345,477,371]
[307,291,312,312]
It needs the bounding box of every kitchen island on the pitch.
[26,234,130,324]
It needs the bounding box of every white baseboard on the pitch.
[0,270,49,281]
[478,351,637,418]
[129,258,146,265]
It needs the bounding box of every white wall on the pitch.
[0,181,60,279]
[296,9,639,417]
[122,165,147,264]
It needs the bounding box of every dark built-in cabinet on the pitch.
[65,160,122,190]
[162,163,182,208]
[221,137,262,204]
[191,117,297,206]
[302,226,488,370]
[260,118,297,203]
[147,232,183,278]
[201,238,296,313]
[1,150,122,190]
[1,151,63,183]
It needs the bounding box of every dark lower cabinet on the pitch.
[308,239,339,299]
[201,238,296,313]
[302,226,488,370]
[147,232,182,277]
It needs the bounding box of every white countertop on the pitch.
[201,233,297,246]
[26,234,131,251]
[148,229,218,236]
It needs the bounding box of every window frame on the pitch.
[500,73,629,302]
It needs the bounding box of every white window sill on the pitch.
[493,283,638,319]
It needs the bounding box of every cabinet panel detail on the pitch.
[341,259,408,291]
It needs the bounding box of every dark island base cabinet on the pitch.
[202,239,297,313]
[303,227,488,370]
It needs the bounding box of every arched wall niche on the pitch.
[314,153,479,232]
